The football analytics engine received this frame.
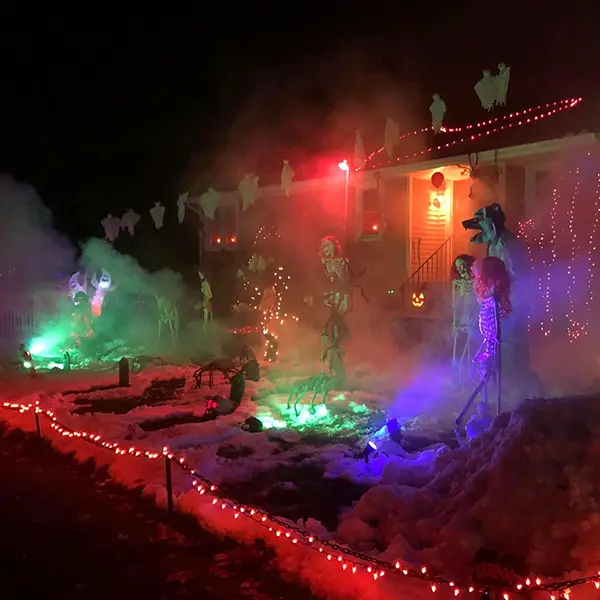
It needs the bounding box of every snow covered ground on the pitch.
[2,339,600,600]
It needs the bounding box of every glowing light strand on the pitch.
[2,400,600,599]
[362,98,582,171]
[566,168,582,340]
[584,168,600,332]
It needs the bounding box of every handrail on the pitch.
[397,236,452,304]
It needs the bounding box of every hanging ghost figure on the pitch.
[121,209,140,235]
[149,201,166,229]
[101,214,121,242]
[239,173,260,211]
[281,160,294,197]
[248,253,267,273]
[494,63,511,106]
[474,70,495,111]
[430,94,447,133]
[177,192,188,224]
[354,130,366,168]
[384,117,399,159]
[90,269,116,316]
[68,271,88,300]
[200,188,221,220]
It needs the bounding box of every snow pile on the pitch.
[338,396,600,580]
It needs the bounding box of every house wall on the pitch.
[349,175,410,296]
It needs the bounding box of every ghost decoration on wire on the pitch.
[101,214,121,243]
[121,209,140,235]
[200,188,221,220]
[354,130,366,168]
[474,70,495,111]
[384,118,399,159]
[430,94,447,133]
[149,201,166,230]
[281,160,294,197]
[90,269,116,317]
[495,62,511,106]
[239,173,260,211]
[68,271,88,300]
[177,192,188,224]
[248,253,267,273]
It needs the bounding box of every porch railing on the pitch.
[396,236,452,307]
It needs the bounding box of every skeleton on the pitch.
[451,255,478,382]
[195,271,213,330]
[288,236,356,416]
[453,258,507,445]
[90,269,115,316]
[156,296,179,347]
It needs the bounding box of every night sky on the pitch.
[0,4,597,256]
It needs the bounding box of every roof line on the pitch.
[187,132,597,205]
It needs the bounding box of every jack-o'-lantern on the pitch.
[411,291,425,308]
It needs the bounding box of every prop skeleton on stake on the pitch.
[195,271,213,330]
[454,257,509,444]
[451,254,478,383]
[156,296,179,347]
[288,235,355,416]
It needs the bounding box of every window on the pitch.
[359,188,383,239]
[205,201,239,250]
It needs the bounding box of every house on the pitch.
[188,97,597,314]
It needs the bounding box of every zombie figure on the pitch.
[451,254,478,376]
[195,271,214,330]
[71,291,94,350]
[462,202,542,401]
[319,235,351,379]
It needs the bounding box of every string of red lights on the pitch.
[362,98,582,171]
[1,398,597,598]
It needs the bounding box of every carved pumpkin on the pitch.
[411,290,425,308]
